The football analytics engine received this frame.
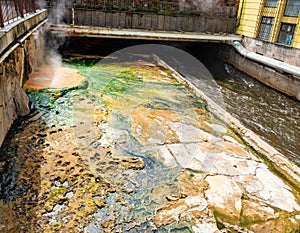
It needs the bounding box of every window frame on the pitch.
[265,0,278,8]
[277,23,296,46]
[284,0,300,17]
[257,16,274,41]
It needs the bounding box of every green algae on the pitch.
[3,56,297,232]
[159,223,193,233]
[47,187,67,202]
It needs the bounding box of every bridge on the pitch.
[46,0,242,43]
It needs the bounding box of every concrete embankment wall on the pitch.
[219,44,300,101]
[60,9,236,33]
[242,37,300,67]
[0,12,47,146]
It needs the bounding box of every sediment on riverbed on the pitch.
[0,53,299,232]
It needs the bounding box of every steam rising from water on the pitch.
[47,50,63,86]
[44,0,68,85]
[178,0,234,14]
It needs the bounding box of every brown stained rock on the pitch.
[155,200,189,226]
[131,106,180,145]
[152,171,213,229]
[249,216,300,233]
[179,192,188,199]
[236,168,300,213]
[222,140,252,159]
[0,121,120,232]
[152,145,178,168]
[131,106,213,147]
[24,65,87,91]
[192,221,220,233]
[204,175,243,225]
[13,83,30,116]
[241,199,277,224]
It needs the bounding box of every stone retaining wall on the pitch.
[0,29,45,146]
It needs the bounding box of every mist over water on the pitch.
[44,0,68,85]
[178,0,234,14]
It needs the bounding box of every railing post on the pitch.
[0,3,4,27]
[31,0,37,12]
[14,0,24,18]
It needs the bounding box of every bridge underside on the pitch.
[50,25,242,43]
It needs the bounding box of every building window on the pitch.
[258,17,274,40]
[277,23,296,45]
[284,0,300,17]
[265,0,278,7]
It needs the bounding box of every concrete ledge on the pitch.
[50,25,242,43]
[0,9,48,56]
[154,55,300,191]
[243,37,300,67]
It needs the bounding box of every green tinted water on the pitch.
[25,58,209,232]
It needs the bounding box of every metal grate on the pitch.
[258,16,274,40]
[265,0,278,7]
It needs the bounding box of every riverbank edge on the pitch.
[219,43,300,101]
[153,55,300,192]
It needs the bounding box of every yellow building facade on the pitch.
[237,0,300,48]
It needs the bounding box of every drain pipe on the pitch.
[72,5,75,26]
[232,41,300,78]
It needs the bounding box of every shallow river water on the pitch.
[219,65,300,166]
[0,46,299,232]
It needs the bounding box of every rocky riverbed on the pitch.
[0,56,299,232]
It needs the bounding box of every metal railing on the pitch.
[0,0,42,27]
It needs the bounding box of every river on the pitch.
[218,64,300,166]
[0,41,299,232]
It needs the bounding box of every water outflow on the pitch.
[219,65,300,166]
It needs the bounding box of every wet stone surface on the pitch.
[0,58,299,232]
